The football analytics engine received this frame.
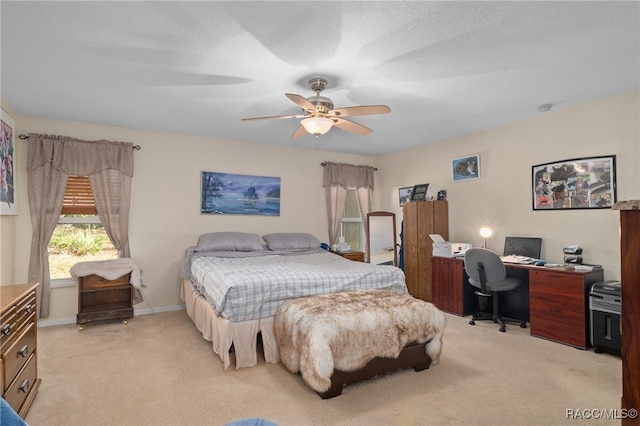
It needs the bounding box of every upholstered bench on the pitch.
[274,289,446,398]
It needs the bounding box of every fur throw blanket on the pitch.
[275,289,446,393]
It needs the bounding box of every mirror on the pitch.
[366,211,398,266]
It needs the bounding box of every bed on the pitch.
[179,232,408,369]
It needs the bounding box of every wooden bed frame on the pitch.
[318,341,433,399]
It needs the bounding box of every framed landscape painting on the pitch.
[201,171,281,216]
[532,155,616,210]
[1,108,17,215]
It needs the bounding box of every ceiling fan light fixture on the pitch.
[301,117,333,136]
[242,77,389,138]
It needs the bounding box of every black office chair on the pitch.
[464,248,528,332]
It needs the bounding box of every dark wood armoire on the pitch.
[402,200,449,301]
[615,203,639,425]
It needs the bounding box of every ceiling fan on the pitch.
[241,78,391,138]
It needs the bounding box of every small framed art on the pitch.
[452,154,480,182]
[409,183,429,201]
[1,108,17,215]
[399,186,413,207]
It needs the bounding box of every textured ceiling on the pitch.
[1,1,639,156]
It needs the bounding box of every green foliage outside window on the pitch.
[49,224,109,256]
[48,221,117,279]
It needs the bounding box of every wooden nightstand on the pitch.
[336,251,365,262]
[77,273,134,330]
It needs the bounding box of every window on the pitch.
[340,190,363,251]
[48,176,117,280]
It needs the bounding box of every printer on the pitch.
[429,234,472,258]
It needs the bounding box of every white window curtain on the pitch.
[26,134,134,318]
[322,162,375,246]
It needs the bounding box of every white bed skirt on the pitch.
[180,279,281,369]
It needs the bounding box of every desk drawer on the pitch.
[530,269,585,286]
[3,352,37,413]
[529,269,589,348]
[530,306,587,347]
[2,321,36,392]
[529,282,585,314]
[530,271,584,314]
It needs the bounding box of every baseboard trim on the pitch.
[38,304,186,328]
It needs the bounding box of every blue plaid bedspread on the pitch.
[190,251,407,322]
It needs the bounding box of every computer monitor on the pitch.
[503,236,542,259]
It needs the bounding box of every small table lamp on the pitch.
[479,227,492,249]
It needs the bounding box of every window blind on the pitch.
[61,176,98,215]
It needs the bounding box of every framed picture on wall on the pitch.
[532,155,616,210]
[409,183,430,201]
[201,171,281,216]
[452,154,480,181]
[1,108,17,215]
[398,186,413,207]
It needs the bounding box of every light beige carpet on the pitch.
[26,309,621,426]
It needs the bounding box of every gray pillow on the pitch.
[196,232,263,252]
[262,233,321,251]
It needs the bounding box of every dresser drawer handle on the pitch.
[1,324,10,335]
[24,304,33,315]
[18,345,29,357]
[19,379,30,393]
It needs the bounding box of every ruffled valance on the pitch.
[26,134,134,177]
[322,162,375,190]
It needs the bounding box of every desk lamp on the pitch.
[480,227,492,249]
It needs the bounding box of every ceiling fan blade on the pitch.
[290,125,307,139]
[241,113,305,121]
[330,105,391,117]
[332,118,372,136]
[285,93,317,112]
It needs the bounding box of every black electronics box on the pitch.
[589,280,621,356]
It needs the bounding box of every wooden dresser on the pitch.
[1,283,41,418]
[77,273,133,329]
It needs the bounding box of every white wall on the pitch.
[2,90,638,324]
[376,90,640,280]
[6,117,376,323]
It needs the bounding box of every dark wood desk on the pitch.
[432,257,604,349]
